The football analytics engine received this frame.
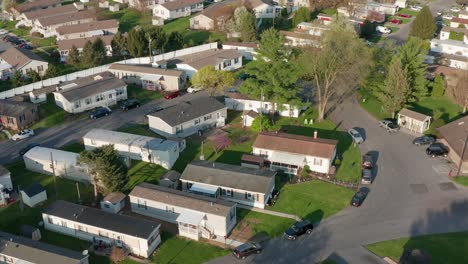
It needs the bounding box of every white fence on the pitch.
[0,43,218,99]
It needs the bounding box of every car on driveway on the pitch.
[443,14,454,20]
[410,5,422,11]
[426,143,449,157]
[284,220,314,240]
[164,91,180,99]
[450,7,461,12]
[379,119,399,132]
[361,169,372,184]
[348,128,364,144]
[19,143,40,156]
[12,129,34,141]
[0,29,8,35]
[351,188,368,207]
[389,19,402,24]
[232,242,262,259]
[362,153,373,169]
[89,107,111,119]
[120,99,140,111]
[398,13,411,18]
[413,135,436,146]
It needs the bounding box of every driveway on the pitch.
[209,98,468,264]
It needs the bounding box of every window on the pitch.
[194,20,199,25]
[266,8,273,13]
[109,94,113,99]
[217,112,220,118]
[226,189,232,197]
[104,203,110,208]
[61,220,67,227]
[223,60,231,67]
[234,58,239,64]
[48,217,53,224]
[37,65,44,72]
[85,98,92,105]
[313,158,322,166]
[204,114,212,121]
[116,89,124,96]
[98,230,108,237]
[194,119,200,125]
[187,182,193,189]
[96,94,104,102]
[75,101,81,109]
[137,200,147,209]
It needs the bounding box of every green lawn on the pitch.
[366,232,468,264]
[31,94,67,130]
[122,233,230,264]
[117,123,162,138]
[0,21,56,48]
[60,142,85,153]
[399,8,420,17]
[125,160,167,192]
[127,84,163,103]
[98,8,152,32]
[320,8,337,15]
[270,181,354,223]
[449,31,464,41]
[162,16,226,45]
[452,176,468,186]
[236,208,295,238]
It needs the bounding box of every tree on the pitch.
[27,70,41,83]
[109,246,126,263]
[410,6,436,39]
[207,130,231,154]
[12,71,24,87]
[299,18,372,121]
[453,72,468,113]
[2,0,16,12]
[49,49,61,64]
[91,38,106,65]
[146,26,167,54]
[191,65,235,96]
[45,64,60,78]
[111,32,127,57]
[397,37,429,100]
[360,19,375,40]
[226,7,257,42]
[127,28,147,57]
[167,31,184,51]
[292,7,311,27]
[251,115,273,132]
[80,40,94,67]
[66,45,80,65]
[239,28,302,114]
[431,74,445,98]
[377,57,409,119]
[78,145,129,193]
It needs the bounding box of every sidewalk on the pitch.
[237,204,302,221]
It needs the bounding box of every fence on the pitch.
[0,43,218,100]
[315,175,358,189]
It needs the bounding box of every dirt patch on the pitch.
[230,219,256,241]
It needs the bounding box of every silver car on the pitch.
[361,169,372,184]
[348,128,364,144]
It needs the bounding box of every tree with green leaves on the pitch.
[12,71,24,87]
[66,45,80,65]
[453,71,468,113]
[397,37,429,100]
[111,32,127,57]
[362,40,397,96]
[377,57,409,118]
[146,26,167,54]
[360,19,375,40]
[236,7,256,41]
[431,74,445,97]
[239,28,302,115]
[45,64,60,78]
[292,7,311,27]
[192,65,235,96]
[78,145,129,193]
[299,18,372,120]
[80,40,94,67]
[27,70,41,83]
[167,31,184,51]
[127,28,147,57]
[81,38,106,67]
[49,48,61,64]
[251,115,273,132]
[410,6,436,39]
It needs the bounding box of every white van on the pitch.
[376,26,391,34]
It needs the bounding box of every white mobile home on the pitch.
[222,42,258,60]
[252,131,337,175]
[148,95,227,138]
[43,200,162,258]
[21,183,47,207]
[23,147,91,183]
[129,183,236,241]
[53,72,128,114]
[83,129,183,169]
[180,161,276,208]
[152,0,204,21]
[225,92,302,118]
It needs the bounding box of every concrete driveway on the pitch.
[208,98,468,264]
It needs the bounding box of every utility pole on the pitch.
[456,133,468,177]
[76,182,81,202]
[148,35,153,64]
[260,87,264,132]
[50,152,58,199]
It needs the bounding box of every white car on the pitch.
[450,7,461,12]
[443,14,454,20]
[12,129,34,141]
[187,87,201,93]
[0,29,8,35]
[376,26,391,34]
[410,5,422,11]
[348,128,364,144]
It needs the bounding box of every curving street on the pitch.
[209,98,468,264]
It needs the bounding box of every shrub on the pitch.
[431,75,445,97]
[301,165,310,178]
[251,115,273,132]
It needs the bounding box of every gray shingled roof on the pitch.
[22,183,45,197]
[149,96,226,126]
[180,161,276,194]
[0,100,36,118]
[129,183,234,216]
[44,200,161,239]
[0,231,86,264]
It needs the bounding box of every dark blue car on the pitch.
[89,107,111,119]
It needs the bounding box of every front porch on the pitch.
[176,209,214,241]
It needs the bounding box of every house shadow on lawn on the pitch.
[215,150,245,166]
[305,209,324,225]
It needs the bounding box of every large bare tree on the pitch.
[298,17,372,121]
[453,71,468,113]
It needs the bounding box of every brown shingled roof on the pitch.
[0,100,37,118]
[57,35,114,50]
[103,192,126,204]
[11,0,62,14]
[56,19,118,35]
[0,47,46,69]
[253,131,337,158]
[452,17,468,24]
[160,0,204,11]
[437,115,468,161]
[398,108,431,122]
[36,10,96,27]
[23,4,77,20]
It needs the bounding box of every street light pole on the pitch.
[260,87,264,132]
[456,133,468,177]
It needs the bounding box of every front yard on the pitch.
[126,84,163,103]
[233,208,295,239]
[366,232,468,264]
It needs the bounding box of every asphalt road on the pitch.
[209,98,468,264]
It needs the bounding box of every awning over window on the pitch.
[189,183,219,195]
[176,209,205,225]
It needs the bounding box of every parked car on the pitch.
[120,99,140,111]
[413,135,436,146]
[379,119,399,132]
[351,189,368,207]
[426,143,449,157]
[232,242,262,259]
[18,43,32,49]
[187,87,201,93]
[389,19,402,24]
[12,129,35,141]
[361,169,372,184]
[348,128,364,144]
[19,143,40,156]
[450,7,461,12]
[89,107,111,119]
[362,153,373,169]
[266,189,280,206]
[0,29,8,35]
[164,91,180,99]
[284,220,314,240]
[410,5,422,11]
[443,14,454,20]
[376,26,391,34]
[398,13,411,18]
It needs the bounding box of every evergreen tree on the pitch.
[397,37,429,100]
[237,7,257,41]
[146,26,167,54]
[12,71,24,87]
[66,45,80,66]
[167,31,184,51]
[111,32,127,57]
[49,48,61,64]
[410,6,436,39]
[27,70,41,83]
[91,38,106,66]
[292,7,311,27]
[127,28,147,57]
[360,20,375,40]
[431,75,445,97]
[378,57,409,119]
[80,40,94,67]
[45,65,60,78]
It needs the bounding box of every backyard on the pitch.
[126,84,163,103]
[366,232,468,264]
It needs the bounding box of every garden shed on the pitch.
[100,192,126,214]
[159,170,181,189]
[20,183,47,207]
[397,108,431,134]
[242,110,257,127]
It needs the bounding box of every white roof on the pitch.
[431,38,468,48]
[176,209,205,225]
[24,147,79,165]
[189,183,219,195]
[83,129,178,151]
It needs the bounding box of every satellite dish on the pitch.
[82,250,89,256]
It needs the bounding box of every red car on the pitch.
[389,19,402,24]
[398,13,411,18]
[164,91,180,99]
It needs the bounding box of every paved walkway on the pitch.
[237,204,301,221]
